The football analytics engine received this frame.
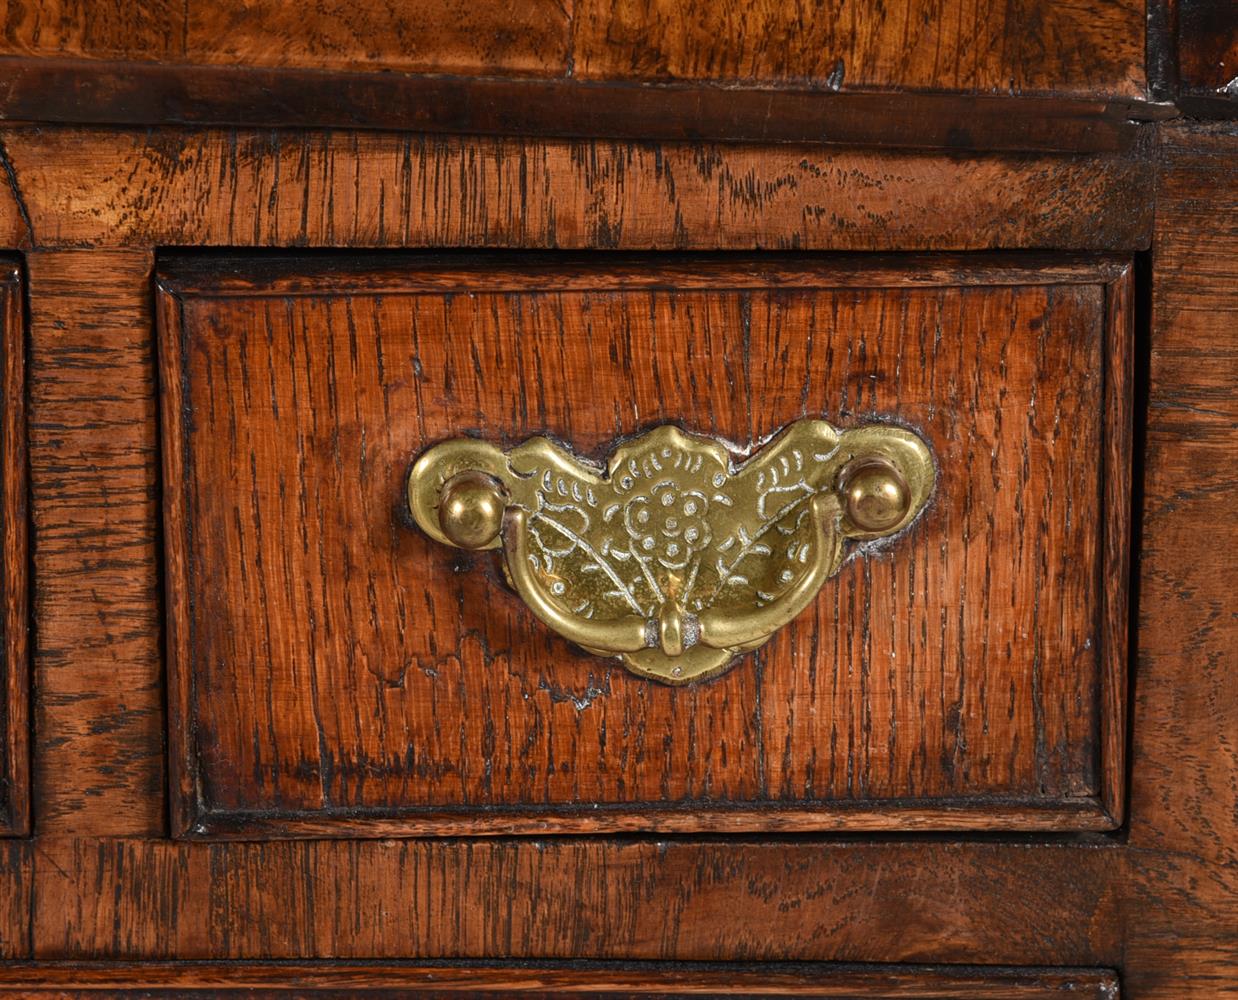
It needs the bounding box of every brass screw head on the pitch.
[438,471,507,549]
[840,456,911,533]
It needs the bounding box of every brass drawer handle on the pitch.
[409,420,934,684]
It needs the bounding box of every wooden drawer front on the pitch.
[157,255,1130,839]
[0,262,26,837]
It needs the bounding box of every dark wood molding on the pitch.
[0,57,1174,154]
[0,261,26,837]
[1146,0,1180,102]
[0,961,1122,997]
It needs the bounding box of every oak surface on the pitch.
[0,127,1155,253]
[26,251,165,835]
[0,961,1121,998]
[1119,120,1238,997]
[30,837,1127,962]
[0,109,1229,1000]
[571,0,1145,97]
[0,0,1146,98]
[1174,0,1238,113]
[0,63,1157,154]
[0,262,26,836]
[158,255,1129,838]
[0,0,568,77]
[0,823,28,956]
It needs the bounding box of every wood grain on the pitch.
[0,0,186,62]
[0,263,27,836]
[0,62,1157,155]
[158,255,1129,838]
[0,0,568,77]
[0,961,1122,998]
[0,127,1155,252]
[1175,0,1238,113]
[0,840,30,957]
[22,833,1238,998]
[1119,121,1238,998]
[0,99,1228,1000]
[0,147,30,248]
[0,0,1145,99]
[32,836,1126,962]
[572,0,1145,98]
[184,0,568,78]
[1099,271,1133,824]
[26,250,165,835]
[1131,122,1238,863]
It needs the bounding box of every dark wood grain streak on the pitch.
[0,127,1155,252]
[26,251,165,835]
[0,145,30,248]
[0,59,1161,154]
[153,255,1136,296]
[0,961,1122,998]
[0,263,27,836]
[157,254,1129,838]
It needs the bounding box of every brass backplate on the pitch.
[408,420,934,684]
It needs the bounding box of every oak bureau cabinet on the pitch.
[0,1,1233,999]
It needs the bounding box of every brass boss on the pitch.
[437,471,507,549]
[839,456,912,532]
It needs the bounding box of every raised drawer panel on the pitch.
[156,254,1130,839]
